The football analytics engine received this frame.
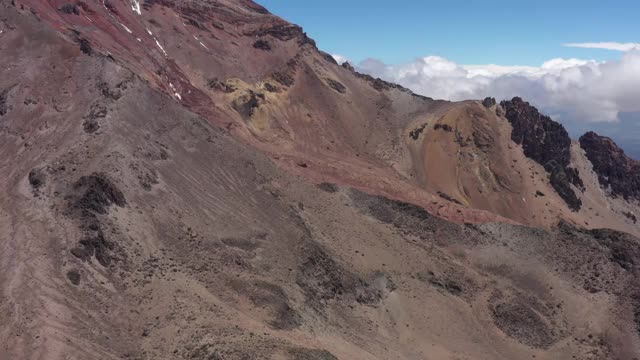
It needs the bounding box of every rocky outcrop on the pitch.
[579,131,640,200]
[500,97,584,211]
[482,97,496,108]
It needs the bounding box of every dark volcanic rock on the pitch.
[624,211,638,224]
[490,292,559,349]
[579,131,640,200]
[326,78,346,94]
[66,269,81,285]
[317,182,339,193]
[501,97,583,211]
[409,124,426,140]
[342,62,355,72]
[207,78,236,93]
[434,123,453,132]
[253,39,271,51]
[78,38,92,55]
[0,88,9,116]
[482,97,496,108]
[28,168,46,190]
[589,228,640,272]
[296,242,348,303]
[59,3,79,15]
[71,173,126,214]
[319,51,338,65]
[437,191,463,206]
[247,22,305,42]
[272,70,295,87]
[70,225,114,266]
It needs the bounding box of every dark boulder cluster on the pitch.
[246,22,315,47]
[207,78,236,93]
[325,78,346,94]
[0,88,9,116]
[482,97,496,108]
[579,131,640,200]
[68,173,127,267]
[252,39,271,51]
[434,123,453,132]
[78,38,92,55]
[500,97,584,211]
[59,3,80,15]
[409,124,426,140]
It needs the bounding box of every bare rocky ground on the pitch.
[1,1,640,359]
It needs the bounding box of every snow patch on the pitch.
[130,0,141,15]
[119,23,132,33]
[199,41,209,50]
[169,83,182,100]
[154,38,168,56]
[146,28,153,35]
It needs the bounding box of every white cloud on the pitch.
[331,54,349,65]
[564,42,640,52]
[356,51,640,122]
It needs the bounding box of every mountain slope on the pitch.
[1,1,640,359]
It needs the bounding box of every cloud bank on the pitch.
[355,51,640,122]
[564,42,640,52]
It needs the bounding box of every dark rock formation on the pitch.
[326,78,346,94]
[589,228,640,272]
[482,97,496,108]
[262,82,279,93]
[248,23,304,41]
[253,39,271,51]
[319,51,338,65]
[579,131,640,200]
[207,78,236,93]
[501,97,583,211]
[78,38,92,55]
[341,62,355,72]
[409,124,426,140]
[0,88,9,116]
[66,269,81,285]
[434,123,453,132]
[71,173,127,215]
[624,211,638,224]
[317,182,339,193]
[437,191,463,205]
[59,3,79,15]
[28,168,46,189]
[67,174,125,267]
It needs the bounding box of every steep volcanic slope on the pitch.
[1,1,640,360]
[8,0,638,233]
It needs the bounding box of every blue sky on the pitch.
[258,0,638,65]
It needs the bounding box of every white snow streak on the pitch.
[119,23,132,33]
[130,0,141,15]
[154,38,168,56]
[169,83,182,100]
